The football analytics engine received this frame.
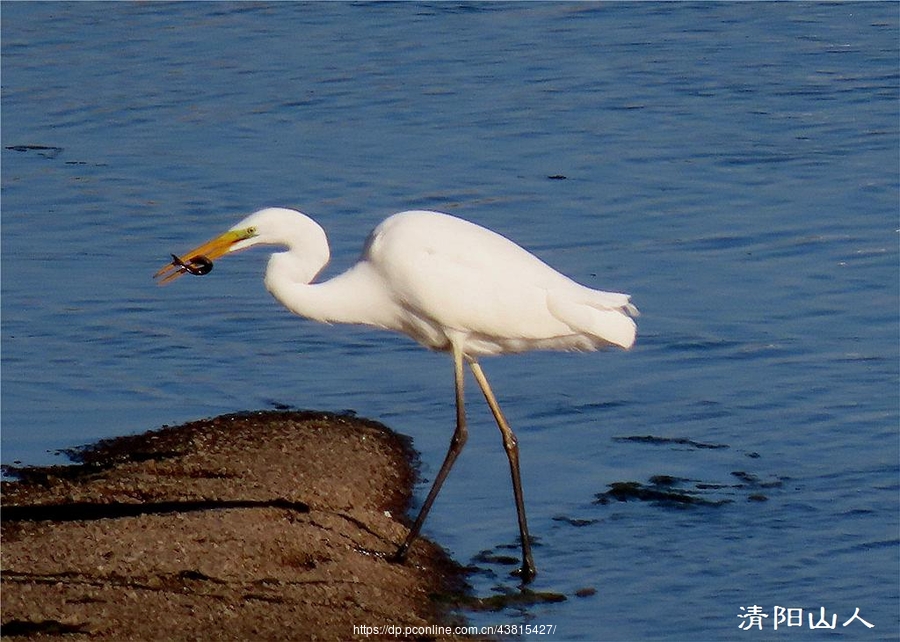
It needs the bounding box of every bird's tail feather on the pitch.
[548,290,638,350]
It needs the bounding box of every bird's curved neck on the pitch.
[264,254,398,329]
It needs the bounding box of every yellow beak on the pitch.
[154,229,251,285]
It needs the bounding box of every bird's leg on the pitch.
[468,359,536,582]
[393,345,468,563]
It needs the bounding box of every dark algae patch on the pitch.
[595,478,732,507]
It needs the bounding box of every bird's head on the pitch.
[154,207,326,284]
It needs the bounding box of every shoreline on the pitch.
[1,411,471,640]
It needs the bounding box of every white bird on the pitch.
[155,207,638,581]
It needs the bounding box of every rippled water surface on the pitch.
[3,3,898,639]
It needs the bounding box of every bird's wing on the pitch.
[364,211,636,351]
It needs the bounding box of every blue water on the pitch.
[3,3,897,640]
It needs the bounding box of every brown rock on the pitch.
[1,411,469,641]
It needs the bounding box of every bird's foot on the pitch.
[513,559,537,583]
[387,543,410,565]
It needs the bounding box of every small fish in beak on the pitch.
[170,254,214,276]
[154,228,255,285]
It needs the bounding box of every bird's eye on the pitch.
[247,227,257,236]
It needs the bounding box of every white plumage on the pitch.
[234,208,637,354]
[156,206,638,581]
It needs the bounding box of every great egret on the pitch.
[155,207,638,581]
